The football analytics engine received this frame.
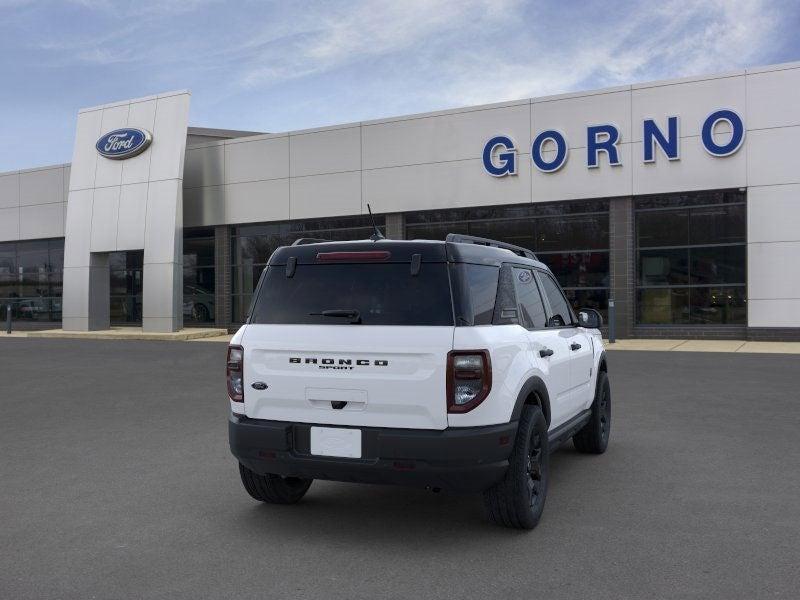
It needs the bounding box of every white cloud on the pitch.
[433,0,782,106]
[236,0,522,88]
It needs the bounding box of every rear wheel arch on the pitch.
[511,377,551,426]
[598,350,608,374]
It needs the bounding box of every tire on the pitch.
[573,371,611,454]
[238,463,312,504]
[483,404,549,530]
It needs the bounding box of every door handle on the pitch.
[570,343,582,351]
[539,348,554,357]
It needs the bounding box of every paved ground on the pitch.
[1,339,798,600]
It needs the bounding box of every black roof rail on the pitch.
[445,233,537,260]
[291,238,329,246]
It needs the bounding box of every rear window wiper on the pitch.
[309,309,362,324]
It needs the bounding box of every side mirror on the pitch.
[577,308,603,329]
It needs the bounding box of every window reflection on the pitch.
[0,238,64,322]
[405,201,611,320]
[635,190,746,325]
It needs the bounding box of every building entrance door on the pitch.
[110,251,143,326]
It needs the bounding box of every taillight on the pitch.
[447,350,492,413]
[227,345,244,402]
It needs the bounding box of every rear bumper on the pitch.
[229,414,517,493]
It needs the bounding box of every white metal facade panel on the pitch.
[0,173,19,209]
[290,171,361,220]
[290,126,361,177]
[362,102,530,169]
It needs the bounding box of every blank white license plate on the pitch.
[310,427,362,458]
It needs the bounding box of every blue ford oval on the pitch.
[96,128,152,160]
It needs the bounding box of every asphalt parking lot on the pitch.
[1,339,798,600]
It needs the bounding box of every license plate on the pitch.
[310,427,362,458]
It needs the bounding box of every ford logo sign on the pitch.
[95,128,152,160]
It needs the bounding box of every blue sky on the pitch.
[0,0,798,171]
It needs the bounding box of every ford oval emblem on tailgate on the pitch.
[251,382,268,390]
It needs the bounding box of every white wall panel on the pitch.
[746,68,800,130]
[94,104,129,189]
[185,144,224,188]
[116,183,148,250]
[631,75,746,141]
[532,145,632,202]
[225,178,289,224]
[0,207,19,240]
[748,241,800,299]
[747,184,800,243]
[534,90,631,147]
[746,126,800,187]
[121,99,157,185]
[63,166,70,201]
[225,136,289,183]
[632,139,746,195]
[364,158,531,213]
[184,185,225,228]
[19,167,64,206]
[143,179,181,264]
[61,266,90,319]
[363,103,530,169]
[69,109,103,191]
[149,93,191,182]
[290,171,361,219]
[19,202,64,240]
[0,173,19,209]
[748,299,800,327]
[290,126,360,177]
[63,189,93,268]
[89,186,120,252]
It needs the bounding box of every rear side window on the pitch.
[512,268,547,329]
[250,263,454,326]
[538,271,574,327]
[451,264,499,326]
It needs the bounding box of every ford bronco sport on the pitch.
[228,234,610,529]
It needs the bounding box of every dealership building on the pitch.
[1,60,799,339]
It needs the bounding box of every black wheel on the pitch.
[483,404,549,530]
[573,371,611,454]
[238,463,312,504]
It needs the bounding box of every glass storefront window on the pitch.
[109,250,143,325]
[183,228,216,325]
[406,201,611,320]
[0,239,64,322]
[635,190,746,325]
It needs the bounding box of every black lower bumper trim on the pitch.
[229,415,518,493]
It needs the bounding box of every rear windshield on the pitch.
[250,263,454,326]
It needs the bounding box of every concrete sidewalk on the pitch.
[0,327,228,341]
[604,338,800,354]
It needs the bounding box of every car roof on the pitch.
[268,238,549,270]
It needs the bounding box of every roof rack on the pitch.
[445,233,537,260]
[291,238,329,246]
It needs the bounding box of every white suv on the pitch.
[228,234,610,529]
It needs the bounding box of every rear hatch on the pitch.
[241,242,455,430]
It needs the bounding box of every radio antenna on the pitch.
[367,204,385,241]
